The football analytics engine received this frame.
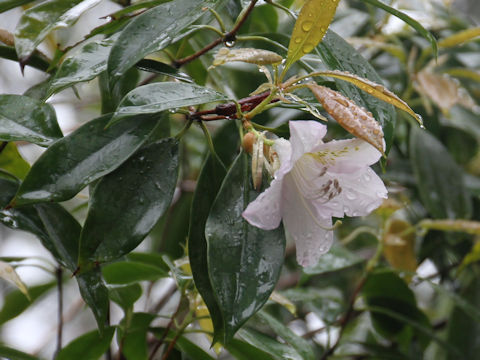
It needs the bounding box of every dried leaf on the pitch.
[307,83,385,154]
[211,47,282,68]
[285,0,340,69]
[0,261,29,299]
[310,70,423,125]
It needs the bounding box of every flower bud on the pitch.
[242,132,255,154]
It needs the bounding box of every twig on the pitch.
[54,267,63,359]
[173,0,258,68]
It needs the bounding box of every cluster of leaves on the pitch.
[0,0,479,359]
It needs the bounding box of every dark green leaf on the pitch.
[56,326,115,360]
[76,268,109,330]
[100,67,140,114]
[225,338,275,360]
[237,328,303,360]
[136,59,193,83]
[14,0,101,63]
[127,252,169,270]
[0,44,50,72]
[315,30,396,154]
[120,313,156,360]
[102,262,168,284]
[303,245,364,275]
[23,77,54,100]
[0,0,34,13]
[0,345,39,360]
[13,113,159,206]
[109,82,228,127]
[0,175,18,207]
[175,336,216,360]
[0,282,55,325]
[49,36,117,96]
[107,0,219,86]
[79,139,179,264]
[0,142,30,179]
[108,283,142,310]
[206,152,285,343]
[257,311,315,360]
[361,0,437,57]
[0,94,62,145]
[410,127,472,219]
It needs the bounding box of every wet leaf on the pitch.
[0,142,30,180]
[102,261,168,284]
[56,326,115,360]
[135,59,193,83]
[308,83,385,154]
[205,152,285,343]
[310,70,422,125]
[109,82,228,127]
[0,261,29,298]
[302,244,364,275]
[14,0,101,63]
[285,0,340,69]
[79,139,179,264]
[211,47,282,68]
[107,0,219,86]
[238,328,303,360]
[76,268,109,331]
[0,95,62,145]
[13,113,159,206]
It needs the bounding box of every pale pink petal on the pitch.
[242,178,283,230]
[282,176,334,267]
[289,121,327,163]
[272,138,294,177]
[314,138,382,174]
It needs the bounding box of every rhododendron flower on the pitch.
[242,120,388,267]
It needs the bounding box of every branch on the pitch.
[173,0,259,68]
[54,267,63,359]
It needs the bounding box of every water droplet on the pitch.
[301,21,313,32]
[224,40,235,48]
[302,43,314,54]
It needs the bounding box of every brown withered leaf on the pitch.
[307,83,385,155]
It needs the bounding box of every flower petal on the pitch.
[282,176,334,267]
[272,137,294,177]
[242,177,283,230]
[312,138,382,173]
[289,120,327,163]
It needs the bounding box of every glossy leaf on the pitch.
[212,47,283,68]
[410,127,472,219]
[360,0,437,57]
[79,139,179,264]
[0,0,33,13]
[238,328,303,360]
[285,0,340,69]
[109,82,228,126]
[0,282,55,325]
[0,345,40,360]
[316,30,396,154]
[107,0,218,86]
[0,142,30,180]
[14,0,101,63]
[0,94,62,145]
[108,283,142,311]
[102,261,168,284]
[136,59,193,83]
[49,36,117,96]
[175,336,217,360]
[303,245,363,275]
[76,268,109,330]
[225,338,275,360]
[205,152,285,343]
[13,113,159,206]
[56,326,115,360]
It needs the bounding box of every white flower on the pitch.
[242,120,388,267]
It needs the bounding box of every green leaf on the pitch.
[225,338,275,360]
[135,59,193,83]
[0,0,34,13]
[361,0,437,57]
[0,345,40,360]
[410,127,472,219]
[315,30,396,154]
[48,36,117,97]
[0,281,55,325]
[79,139,179,264]
[0,94,62,145]
[13,113,159,206]
[14,0,102,64]
[108,283,142,311]
[285,0,340,70]
[175,336,217,360]
[0,175,18,206]
[303,245,364,275]
[102,262,168,284]
[237,328,303,360]
[108,82,228,127]
[0,142,30,180]
[107,0,218,86]
[0,44,50,72]
[206,152,285,343]
[76,268,109,331]
[56,326,115,360]
[257,311,315,360]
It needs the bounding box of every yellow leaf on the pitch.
[310,70,423,125]
[383,219,417,278]
[0,261,30,299]
[211,47,282,68]
[458,241,480,273]
[285,0,340,69]
[438,27,480,48]
[269,291,297,316]
[307,83,385,154]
